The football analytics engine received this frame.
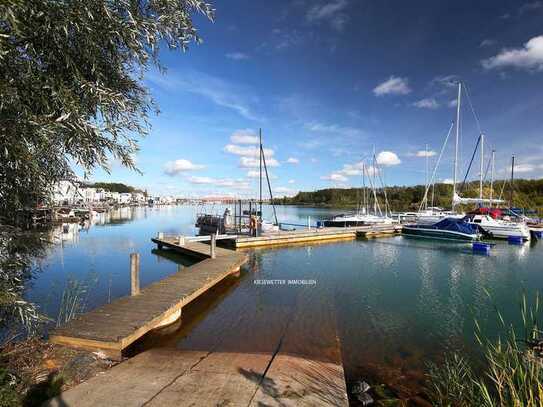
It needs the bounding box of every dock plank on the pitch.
[50,241,247,356]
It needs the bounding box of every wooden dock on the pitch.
[46,349,348,406]
[50,241,247,359]
[234,224,401,248]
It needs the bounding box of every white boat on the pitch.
[324,160,394,227]
[323,212,394,227]
[416,209,464,225]
[464,214,530,240]
[261,220,279,233]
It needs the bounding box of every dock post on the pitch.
[178,235,185,246]
[308,216,311,231]
[130,253,140,296]
[210,233,216,259]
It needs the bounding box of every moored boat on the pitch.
[323,213,393,227]
[402,217,481,241]
[464,214,530,240]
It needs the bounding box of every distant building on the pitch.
[52,181,82,205]
[119,193,132,205]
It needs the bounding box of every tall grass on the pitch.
[56,273,98,327]
[426,291,543,406]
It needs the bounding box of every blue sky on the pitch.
[87,0,543,198]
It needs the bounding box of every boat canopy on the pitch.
[431,218,479,235]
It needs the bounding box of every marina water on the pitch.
[26,205,543,393]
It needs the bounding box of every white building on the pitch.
[132,192,146,203]
[52,181,82,205]
[119,193,132,205]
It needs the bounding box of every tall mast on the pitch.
[510,155,515,208]
[490,149,495,208]
[259,128,262,220]
[362,161,368,215]
[452,81,461,211]
[425,143,429,210]
[479,133,484,201]
[372,150,377,214]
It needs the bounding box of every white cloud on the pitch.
[187,176,214,184]
[373,76,411,96]
[339,162,364,176]
[224,144,274,158]
[146,70,262,121]
[321,173,348,182]
[230,129,259,145]
[306,0,349,31]
[286,157,300,164]
[163,159,205,176]
[376,151,401,166]
[430,75,459,89]
[480,39,496,48]
[482,35,543,71]
[226,52,250,60]
[448,99,458,108]
[416,150,437,157]
[288,179,295,184]
[187,176,250,189]
[274,186,296,197]
[519,1,543,15]
[413,98,440,109]
[246,170,277,179]
[442,178,454,185]
[239,156,280,168]
[304,122,363,139]
[514,163,538,173]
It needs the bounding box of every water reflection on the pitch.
[22,206,543,397]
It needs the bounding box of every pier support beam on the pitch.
[130,253,140,296]
[210,234,216,259]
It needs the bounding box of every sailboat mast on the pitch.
[452,81,461,211]
[362,162,368,215]
[259,128,262,220]
[372,152,377,214]
[490,149,495,208]
[479,133,484,201]
[425,144,429,210]
[510,155,515,208]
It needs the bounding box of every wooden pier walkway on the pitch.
[50,242,247,359]
[235,224,401,248]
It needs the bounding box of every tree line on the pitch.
[274,178,543,215]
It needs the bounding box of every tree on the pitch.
[0,0,214,219]
[0,0,214,341]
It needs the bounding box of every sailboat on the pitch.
[323,159,394,227]
[461,153,530,240]
[403,82,480,241]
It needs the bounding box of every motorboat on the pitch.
[402,217,481,241]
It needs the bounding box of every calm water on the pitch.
[26,205,543,396]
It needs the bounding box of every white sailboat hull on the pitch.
[480,224,530,240]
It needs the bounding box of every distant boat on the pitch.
[464,213,530,240]
[402,217,481,241]
[323,159,394,227]
[415,208,464,225]
[323,211,393,227]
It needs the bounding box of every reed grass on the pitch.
[426,291,543,406]
[55,273,98,327]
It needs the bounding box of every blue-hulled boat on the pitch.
[402,217,481,241]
